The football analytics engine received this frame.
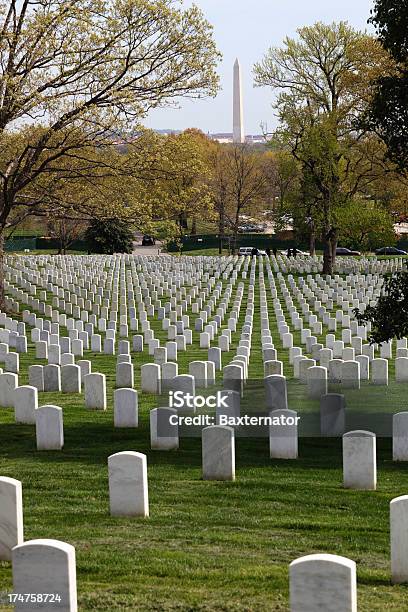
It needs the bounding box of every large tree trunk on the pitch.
[322,221,332,275]
[323,238,332,275]
[191,218,197,235]
[323,226,337,275]
[231,207,241,255]
[231,230,238,255]
[309,224,316,256]
[330,229,338,270]
[218,202,225,255]
[179,212,188,230]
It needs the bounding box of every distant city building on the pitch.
[210,133,264,145]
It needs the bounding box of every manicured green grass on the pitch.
[171,247,230,257]
[7,228,44,238]
[10,249,88,256]
[0,260,408,610]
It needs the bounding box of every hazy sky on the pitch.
[144,0,375,135]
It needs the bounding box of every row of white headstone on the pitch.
[254,261,408,397]
[271,250,404,276]
[4,253,399,400]
[2,255,253,386]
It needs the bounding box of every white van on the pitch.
[239,246,267,256]
[239,246,255,256]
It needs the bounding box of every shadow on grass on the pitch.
[2,421,406,478]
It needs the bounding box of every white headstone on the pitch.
[391,495,408,584]
[289,553,357,612]
[343,430,376,490]
[14,385,38,424]
[320,394,345,437]
[371,358,388,385]
[84,373,107,410]
[0,372,18,407]
[150,407,179,450]
[108,451,149,517]
[43,364,61,392]
[114,388,138,428]
[202,426,235,481]
[269,409,298,459]
[35,405,64,451]
[0,476,23,561]
[141,363,161,394]
[61,365,81,394]
[12,539,77,611]
[29,365,44,392]
[393,412,408,461]
[307,366,328,399]
[265,375,288,411]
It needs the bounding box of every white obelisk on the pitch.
[233,58,245,144]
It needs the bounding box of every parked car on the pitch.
[250,224,267,233]
[375,246,407,256]
[239,246,254,256]
[238,246,266,256]
[238,223,266,233]
[142,235,155,246]
[279,249,310,256]
[283,249,309,256]
[336,247,361,256]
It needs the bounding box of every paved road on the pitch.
[132,240,165,256]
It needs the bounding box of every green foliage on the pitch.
[142,220,178,244]
[0,0,220,243]
[254,22,387,271]
[337,200,396,250]
[368,1,408,169]
[354,270,408,343]
[370,0,408,63]
[367,75,408,171]
[85,219,134,254]
[262,149,300,234]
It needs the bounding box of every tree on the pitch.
[0,0,220,306]
[207,144,271,254]
[294,162,321,255]
[367,1,408,170]
[261,149,300,225]
[208,145,230,254]
[157,129,215,240]
[294,118,344,268]
[337,200,395,251]
[46,217,87,255]
[114,128,216,250]
[223,145,268,254]
[85,219,134,254]
[254,22,388,272]
[354,270,408,343]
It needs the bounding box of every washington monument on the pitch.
[233,58,245,143]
